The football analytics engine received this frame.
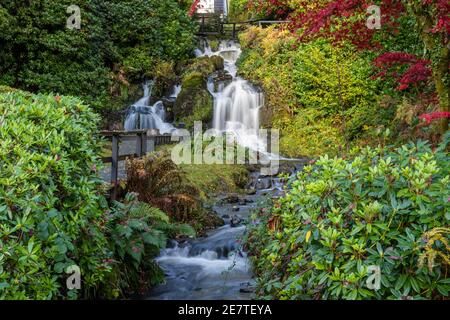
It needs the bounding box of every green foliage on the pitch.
[125,151,222,234]
[0,89,110,299]
[0,89,201,299]
[175,68,214,129]
[228,0,259,21]
[237,26,395,158]
[245,136,450,300]
[0,0,196,113]
[104,193,195,296]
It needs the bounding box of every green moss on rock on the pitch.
[209,40,220,52]
[210,55,224,71]
[182,71,205,89]
[184,56,225,78]
[174,86,213,129]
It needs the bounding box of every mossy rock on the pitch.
[184,56,224,78]
[174,86,213,129]
[209,40,220,52]
[182,71,205,89]
[210,55,224,71]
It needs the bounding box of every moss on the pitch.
[210,55,224,71]
[209,40,220,52]
[175,88,213,129]
[181,71,204,89]
[174,69,213,129]
[154,145,250,198]
[182,164,250,198]
[184,56,225,78]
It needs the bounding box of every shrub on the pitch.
[0,89,110,299]
[0,0,196,112]
[103,193,195,297]
[245,135,450,300]
[125,151,222,234]
[237,27,383,157]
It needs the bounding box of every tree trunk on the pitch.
[408,1,449,133]
[432,45,449,132]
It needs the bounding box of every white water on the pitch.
[196,41,276,156]
[124,81,176,134]
[169,84,182,99]
[147,40,300,300]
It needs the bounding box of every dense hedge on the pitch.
[245,136,450,299]
[0,88,110,299]
[0,88,196,299]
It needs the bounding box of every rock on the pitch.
[210,55,224,71]
[184,56,224,78]
[238,198,253,205]
[181,71,204,89]
[213,75,232,93]
[239,287,255,294]
[223,194,239,203]
[221,214,230,219]
[232,206,240,212]
[245,188,257,195]
[174,71,213,130]
[255,178,271,190]
[230,215,242,227]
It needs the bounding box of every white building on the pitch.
[196,0,228,15]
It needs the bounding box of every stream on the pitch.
[146,172,292,300]
[142,40,301,300]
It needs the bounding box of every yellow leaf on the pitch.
[306,230,312,242]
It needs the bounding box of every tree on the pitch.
[250,0,449,130]
[0,0,196,112]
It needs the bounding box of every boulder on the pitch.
[230,215,242,227]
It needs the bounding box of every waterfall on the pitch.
[169,84,182,99]
[124,81,176,135]
[198,40,268,153]
[212,79,263,133]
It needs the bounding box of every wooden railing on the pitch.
[100,130,174,200]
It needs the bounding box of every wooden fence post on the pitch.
[141,132,147,155]
[111,134,119,200]
[136,132,143,157]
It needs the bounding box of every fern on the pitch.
[130,202,170,224]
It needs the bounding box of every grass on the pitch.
[155,144,250,199]
[181,163,249,199]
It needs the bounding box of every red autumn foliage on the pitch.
[188,0,201,17]
[373,52,433,90]
[253,0,448,101]
[419,112,450,125]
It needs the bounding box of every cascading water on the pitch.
[147,172,291,300]
[145,39,292,301]
[124,81,176,135]
[199,40,271,154]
